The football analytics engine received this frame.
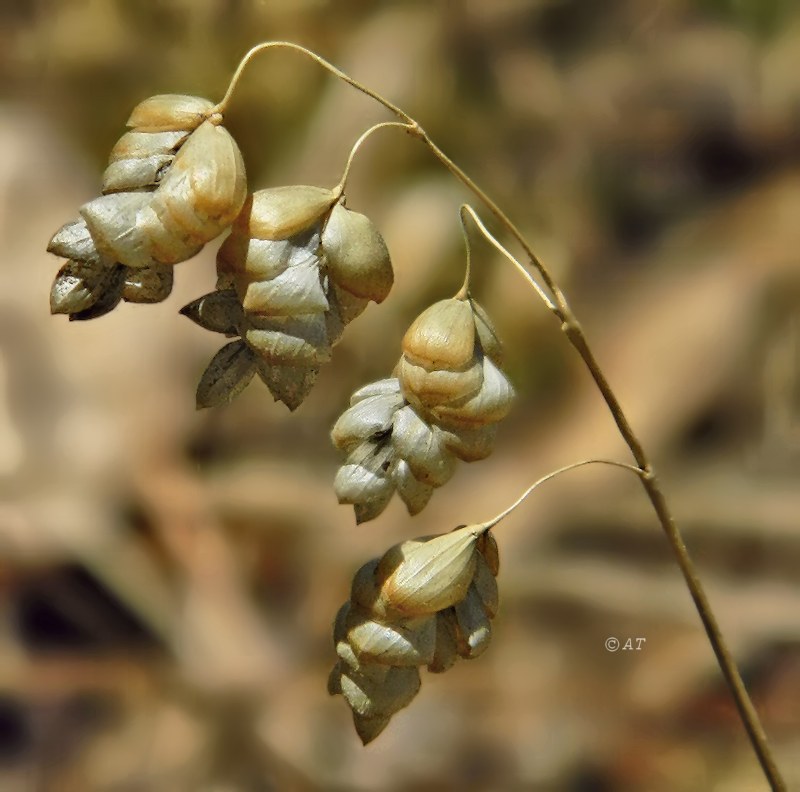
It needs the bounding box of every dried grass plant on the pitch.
[44,41,787,790]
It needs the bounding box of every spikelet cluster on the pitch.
[328,524,499,744]
[332,297,514,522]
[181,185,393,409]
[47,95,247,320]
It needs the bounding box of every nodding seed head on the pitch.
[329,525,500,743]
[47,93,247,320]
[184,185,394,409]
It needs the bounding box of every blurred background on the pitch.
[1,0,800,789]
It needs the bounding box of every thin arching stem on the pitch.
[211,41,415,124]
[335,121,415,195]
[454,206,473,300]
[218,43,786,791]
[478,459,644,533]
[414,90,788,792]
[459,204,556,311]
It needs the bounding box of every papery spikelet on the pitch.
[122,265,174,304]
[401,299,476,371]
[453,584,492,658]
[245,185,337,239]
[478,530,500,576]
[329,526,501,743]
[331,389,405,453]
[345,607,436,667]
[390,406,457,487]
[322,203,394,303]
[430,356,515,428]
[183,185,394,409]
[333,439,395,524]
[473,552,499,618]
[392,460,434,516]
[47,94,247,319]
[332,297,513,522]
[350,560,387,617]
[126,94,213,131]
[374,525,481,617]
[398,296,514,425]
[427,608,461,674]
[195,340,256,409]
[49,260,125,318]
[470,299,502,363]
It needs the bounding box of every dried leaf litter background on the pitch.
[1,1,800,789]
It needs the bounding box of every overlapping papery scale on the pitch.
[331,297,514,522]
[47,94,247,320]
[329,525,500,743]
[181,185,394,409]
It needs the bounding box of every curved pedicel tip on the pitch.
[473,459,646,534]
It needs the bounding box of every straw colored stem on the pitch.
[218,43,786,790]
[410,128,784,792]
